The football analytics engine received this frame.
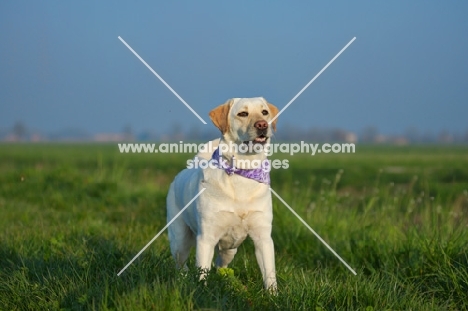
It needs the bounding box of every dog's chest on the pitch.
[201,169,270,213]
[217,213,251,249]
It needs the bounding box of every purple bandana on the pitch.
[211,148,270,185]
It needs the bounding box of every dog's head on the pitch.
[209,97,279,146]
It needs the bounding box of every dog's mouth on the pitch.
[244,134,268,145]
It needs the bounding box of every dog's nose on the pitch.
[254,120,268,130]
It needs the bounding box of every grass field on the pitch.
[1,143,468,310]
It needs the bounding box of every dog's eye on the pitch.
[237,111,248,117]
[262,110,269,115]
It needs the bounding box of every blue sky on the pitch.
[1,1,467,135]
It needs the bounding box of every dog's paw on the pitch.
[268,285,278,295]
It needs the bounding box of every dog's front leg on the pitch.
[253,236,277,292]
[195,234,216,280]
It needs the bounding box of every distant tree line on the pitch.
[2,121,468,144]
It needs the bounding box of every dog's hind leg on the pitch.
[167,184,195,269]
[216,248,237,268]
[168,222,194,269]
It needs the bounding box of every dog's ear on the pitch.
[209,99,233,134]
[267,103,279,131]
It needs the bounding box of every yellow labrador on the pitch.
[167,97,279,291]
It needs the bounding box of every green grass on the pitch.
[1,143,467,310]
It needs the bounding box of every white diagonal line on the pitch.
[118,36,207,125]
[269,37,356,125]
[269,187,357,275]
[117,187,206,276]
